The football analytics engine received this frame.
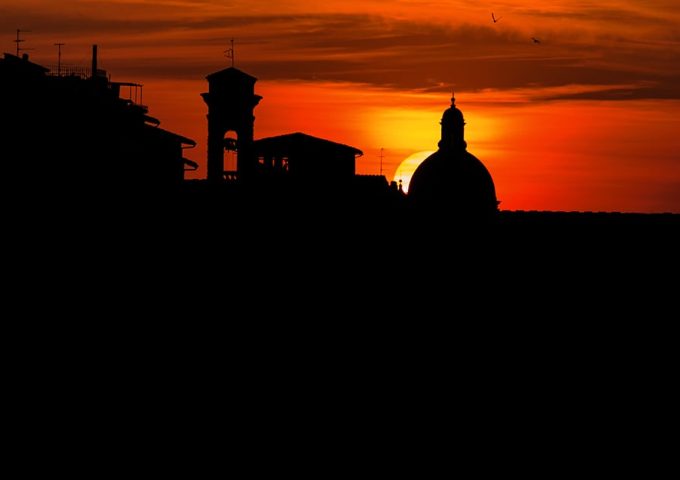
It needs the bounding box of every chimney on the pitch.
[91,44,98,78]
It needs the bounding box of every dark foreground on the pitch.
[9,194,678,478]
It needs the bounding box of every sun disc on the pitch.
[393,151,434,193]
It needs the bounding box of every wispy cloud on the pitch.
[2,1,679,100]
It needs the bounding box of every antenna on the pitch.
[379,147,385,176]
[225,38,235,67]
[14,29,32,57]
[54,43,65,76]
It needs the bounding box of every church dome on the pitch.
[409,150,497,215]
[409,94,498,216]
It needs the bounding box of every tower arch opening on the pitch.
[201,67,262,183]
[223,130,238,181]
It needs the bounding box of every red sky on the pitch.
[3,0,679,212]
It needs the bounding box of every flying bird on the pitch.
[492,12,502,23]
[531,37,541,44]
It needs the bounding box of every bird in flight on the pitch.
[492,12,502,23]
[531,37,541,44]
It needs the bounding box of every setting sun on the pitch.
[393,151,435,193]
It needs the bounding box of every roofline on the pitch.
[255,132,363,156]
[2,52,50,73]
[154,127,196,147]
[205,67,258,82]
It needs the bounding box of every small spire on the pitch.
[451,89,456,106]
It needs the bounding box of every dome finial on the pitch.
[451,89,456,107]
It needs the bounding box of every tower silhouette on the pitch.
[438,92,466,152]
[201,67,262,182]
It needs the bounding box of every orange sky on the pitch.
[3,0,679,212]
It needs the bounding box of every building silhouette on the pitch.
[0,47,195,195]
[408,93,498,217]
[199,64,401,208]
[254,133,361,186]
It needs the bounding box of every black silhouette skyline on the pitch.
[1,43,678,237]
[4,1,680,214]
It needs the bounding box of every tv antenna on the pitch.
[225,38,235,67]
[379,147,385,176]
[54,43,65,76]
[14,29,32,57]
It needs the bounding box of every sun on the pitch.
[393,151,434,193]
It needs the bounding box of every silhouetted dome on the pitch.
[409,150,497,214]
[409,94,497,216]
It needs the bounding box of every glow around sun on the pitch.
[393,151,434,193]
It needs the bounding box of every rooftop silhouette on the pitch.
[0,47,195,200]
[1,43,677,237]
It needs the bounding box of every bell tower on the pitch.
[201,67,262,182]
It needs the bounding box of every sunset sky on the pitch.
[2,0,679,212]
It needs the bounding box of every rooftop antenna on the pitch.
[54,43,65,76]
[225,38,235,67]
[14,29,32,57]
[379,147,385,176]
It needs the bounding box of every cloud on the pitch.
[537,81,680,101]
[517,5,675,27]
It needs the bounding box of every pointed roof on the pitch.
[255,132,363,157]
[206,67,257,82]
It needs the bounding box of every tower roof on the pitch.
[206,67,257,83]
